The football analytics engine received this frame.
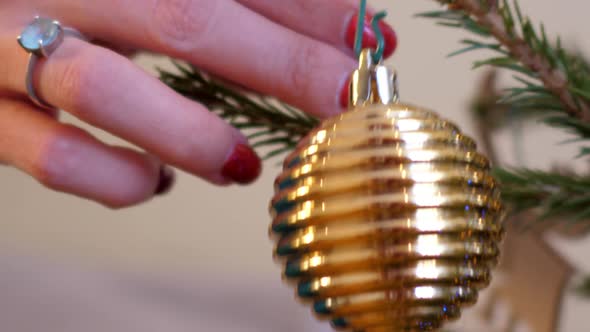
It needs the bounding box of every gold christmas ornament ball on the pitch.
[269,51,504,331]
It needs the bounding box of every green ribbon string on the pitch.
[371,11,388,62]
[353,0,368,58]
[353,0,388,63]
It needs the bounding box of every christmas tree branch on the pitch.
[158,62,317,159]
[419,1,590,222]
[419,0,590,160]
[418,0,590,145]
[437,0,590,121]
[469,70,590,224]
[494,168,590,223]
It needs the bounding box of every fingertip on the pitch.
[221,143,262,185]
[338,75,352,110]
[205,172,234,186]
[154,165,176,195]
[344,11,398,59]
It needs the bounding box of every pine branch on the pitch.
[420,0,590,164]
[423,0,590,122]
[158,63,317,159]
[420,2,590,224]
[495,168,590,222]
[467,71,590,226]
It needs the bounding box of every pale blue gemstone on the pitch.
[19,18,60,52]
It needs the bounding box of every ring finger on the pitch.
[0,28,261,185]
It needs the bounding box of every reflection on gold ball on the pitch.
[270,103,504,331]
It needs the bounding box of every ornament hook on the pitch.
[349,0,398,109]
[353,0,388,63]
[349,49,398,107]
[370,11,387,62]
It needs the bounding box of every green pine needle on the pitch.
[421,0,590,132]
[421,0,590,223]
[158,63,317,160]
[495,168,590,223]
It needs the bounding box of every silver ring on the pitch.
[17,16,87,111]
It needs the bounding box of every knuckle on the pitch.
[171,122,208,168]
[150,0,220,51]
[32,126,84,190]
[284,40,322,101]
[162,115,228,175]
[293,0,316,19]
[54,48,102,112]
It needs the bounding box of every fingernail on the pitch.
[222,144,261,185]
[155,165,175,195]
[345,12,398,59]
[339,76,351,109]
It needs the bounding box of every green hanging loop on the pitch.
[353,0,367,58]
[370,11,388,63]
[353,0,388,63]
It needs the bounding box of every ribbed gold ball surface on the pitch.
[269,103,504,331]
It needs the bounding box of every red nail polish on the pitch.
[345,12,398,59]
[379,19,398,58]
[339,76,351,109]
[222,144,261,185]
[155,166,175,195]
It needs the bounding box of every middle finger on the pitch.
[41,0,358,117]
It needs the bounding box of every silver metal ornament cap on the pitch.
[349,49,399,108]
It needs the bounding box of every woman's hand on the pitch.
[0,0,397,208]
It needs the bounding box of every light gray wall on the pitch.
[1,1,589,331]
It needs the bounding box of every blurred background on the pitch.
[2,0,590,331]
